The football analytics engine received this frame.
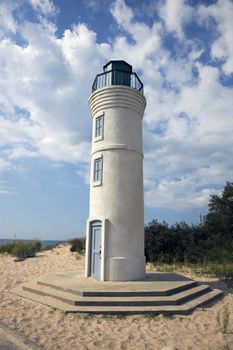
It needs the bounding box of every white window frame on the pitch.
[94,114,104,142]
[93,156,103,186]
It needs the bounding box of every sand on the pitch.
[0,244,233,350]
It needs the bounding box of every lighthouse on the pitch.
[85,60,146,281]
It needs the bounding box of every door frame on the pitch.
[90,220,101,279]
[85,217,107,281]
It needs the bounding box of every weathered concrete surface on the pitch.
[36,271,195,295]
[12,272,223,315]
[23,283,212,306]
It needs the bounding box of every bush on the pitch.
[12,241,42,259]
[0,240,42,260]
[68,237,86,254]
[0,242,16,254]
[145,182,233,266]
[34,240,42,251]
[145,220,233,265]
[145,220,205,264]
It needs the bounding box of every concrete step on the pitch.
[22,283,211,306]
[36,278,198,297]
[12,285,223,315]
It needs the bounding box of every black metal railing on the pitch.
[92,69,144,93]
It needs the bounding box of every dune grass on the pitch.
[151,261,233,288]
[0,240,42,260]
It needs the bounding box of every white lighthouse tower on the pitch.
[85,60,146,281]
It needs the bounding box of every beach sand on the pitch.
[0,245,233,350]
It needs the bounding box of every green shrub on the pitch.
[12,244,31,259]
[12,241,42,259]
[0,241,42,260]
[34,240,42,251]
[68,237,86,254]
[145,182,233,266]
[0,242,16,254]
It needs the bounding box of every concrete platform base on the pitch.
[12,272,223,315]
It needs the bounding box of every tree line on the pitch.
[145,182,233,264]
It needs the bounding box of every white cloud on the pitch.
[109,1,233,210]
[0,158,11,171]
[0,0,232,214]
[143,60,233,209]
[110,0,162,68]
[110,0,133,29]
[198,0,233,74]
[0,180,20,195]
[60,24,100,76]
[145,176,220,211]
[0,1,17,38]
[29,0,58,16]
[158,0,193,38]
[0,17,98,168]
[84,0,111,13]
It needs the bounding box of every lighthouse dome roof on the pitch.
[103,60,132,73]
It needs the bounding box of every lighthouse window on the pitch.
[95,115,104,138]
[93,157,103,182]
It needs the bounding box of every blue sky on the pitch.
[0,0,232,240]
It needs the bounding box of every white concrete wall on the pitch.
[87,85,146,281]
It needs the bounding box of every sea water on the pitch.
[0,238,65,248]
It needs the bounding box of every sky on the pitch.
[0,0,232,240]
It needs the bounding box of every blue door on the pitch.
[91,221,102,279]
